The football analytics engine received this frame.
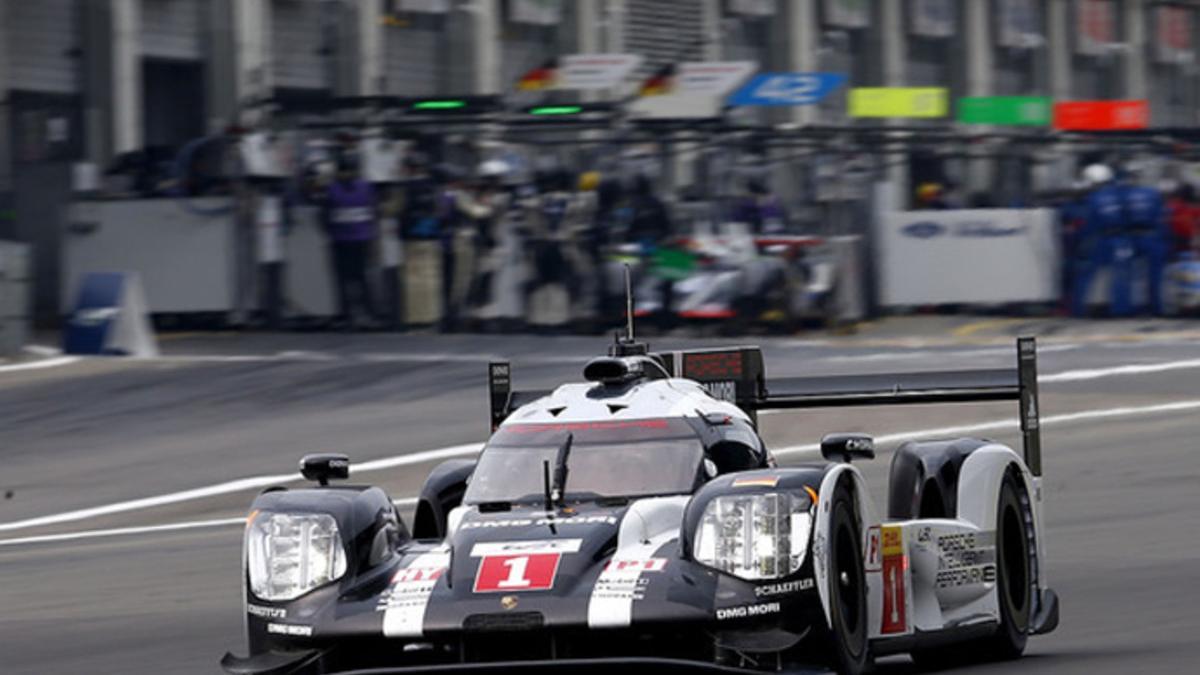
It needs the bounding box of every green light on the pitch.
[529,106,584,116]
[412,100,467,110]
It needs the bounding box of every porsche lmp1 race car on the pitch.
[222,336,1059,675]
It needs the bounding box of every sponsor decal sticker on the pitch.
[865,525,882,572]
[247,604,286,619]
[380,548,451,638]
[460,514,618,529]
[267,623,313,637]
[902,222,944,239]
[933,531,997,589]
[471,539,582,593]
[716,601,782,621]
[880,525,907,635]
[754,578,814,597]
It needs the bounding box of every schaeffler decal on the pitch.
[381,548,451,638]
[754,578,814,597]
[471,539,582,593]
[247,604,286,619]
[880,525,907,635]
[716,601,781,621]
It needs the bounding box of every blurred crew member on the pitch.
[732,178,787,234]
[915,182,949,210]
[322,155,379,327]
[626,175,671,248]
[1072,164,1128,317]
[1168,184,1200,255]
[400,153,440,240]
[1120,177,1169,315]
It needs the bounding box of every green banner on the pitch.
[957,96,1052,126]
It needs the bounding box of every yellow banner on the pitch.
[849,87,948,118]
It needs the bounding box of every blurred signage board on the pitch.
[911,0,955,38]
[824,0,869,28]
[728,73,847,106]
[729,0,775,16]
[509,0,561,25]
[1155,5,1195,64]
[1053,100,1149,130]
[848,88,948,118]
[554,53,642,90]
[629,62,757,118]
[996,0,1043,48]
[1076,0,1116,56]
[957,96,1052,126]
[394,0,449,13]
[876,210,1061,306]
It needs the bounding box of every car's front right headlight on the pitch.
[692,491,813,581]
[247,512,347,602]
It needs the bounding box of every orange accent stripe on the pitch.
[803,486,819,504]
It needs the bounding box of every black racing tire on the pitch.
[911,471,1031,670]
[984,472,1032,659]
[825,485,870,675]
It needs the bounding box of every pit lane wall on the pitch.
[0,240,31,355]
[875,209,1061,307]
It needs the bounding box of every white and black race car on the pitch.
[222,336,1059,675]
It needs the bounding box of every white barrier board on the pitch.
[876,209,1061,306]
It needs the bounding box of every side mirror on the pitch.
[300,453,350,486]
[820,433,876,463]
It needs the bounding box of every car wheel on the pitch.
[826,486,869,675]
[984,472,1031,659]
[911,471,1031,670]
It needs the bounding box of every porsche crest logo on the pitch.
[500,595,519,611]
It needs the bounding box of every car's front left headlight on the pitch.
[693,492,813,581]
[247,512,347,601]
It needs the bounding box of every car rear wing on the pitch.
[651,337,1042,477]
[489,338,1042,476]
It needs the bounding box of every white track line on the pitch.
[4,398,1200,548]
[1041,358,1200,383]
[0,498,423,549]
[0,517,247,548]
[0,355,81,373]
[0,443,481,534]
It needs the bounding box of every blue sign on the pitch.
[728,73,847,106]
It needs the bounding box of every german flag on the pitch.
[638,62,676,97]
[517,58,558,91]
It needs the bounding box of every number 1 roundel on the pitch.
[474,553,562,592]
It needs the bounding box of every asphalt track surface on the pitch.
[2,329,1198,674]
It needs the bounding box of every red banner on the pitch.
[1053,100,1149,130]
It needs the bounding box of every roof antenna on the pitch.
[625,263,635,344]
[610,264,648,357]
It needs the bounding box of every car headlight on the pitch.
[247,512,347,601]
[693,492,813,581]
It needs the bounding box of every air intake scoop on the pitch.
[583,357,644,384]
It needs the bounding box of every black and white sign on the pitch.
[875,210,1061,306]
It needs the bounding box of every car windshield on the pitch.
[463,419,704,504]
